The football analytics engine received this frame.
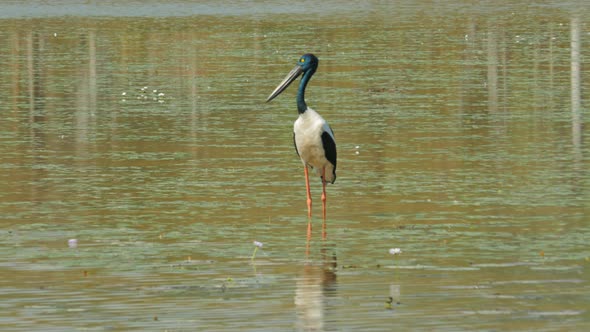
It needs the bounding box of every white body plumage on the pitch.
[293,107,337,184]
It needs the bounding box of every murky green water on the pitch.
[1,1,589,331]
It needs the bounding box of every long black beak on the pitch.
[266,65,303,102]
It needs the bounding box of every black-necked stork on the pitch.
[266,53,337,238]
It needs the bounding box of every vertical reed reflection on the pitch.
[570,15,582,156]
[27,30,49,204]
[487,27,498,113]
[75,30,97,155]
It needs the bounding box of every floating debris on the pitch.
[68,239,78,248]
[125,86,167,103]
[385,296,394,310]
[389,248,402,255]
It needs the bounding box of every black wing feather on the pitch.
[321,129,337,183]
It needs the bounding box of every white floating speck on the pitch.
[389,248,402,255]
[53,33,57,37]
[153,89,158,93]
[253,240,263,248]
[68,239,78,248]
[121,92,126,96]
[158,92,165,97]
[355,145,360,149]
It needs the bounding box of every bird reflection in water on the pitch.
[295,245,337,331]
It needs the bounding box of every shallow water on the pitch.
[1,1,589,331]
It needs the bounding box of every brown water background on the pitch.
[0,1,589,331]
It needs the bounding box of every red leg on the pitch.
[304,165,312,237]
[321,167,327,240]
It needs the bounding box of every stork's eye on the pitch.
[300,58,305,62]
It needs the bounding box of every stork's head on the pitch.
[266,53,319,103]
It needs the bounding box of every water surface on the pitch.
[0,1,589,331]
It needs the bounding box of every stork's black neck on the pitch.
[296,67,315,114]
